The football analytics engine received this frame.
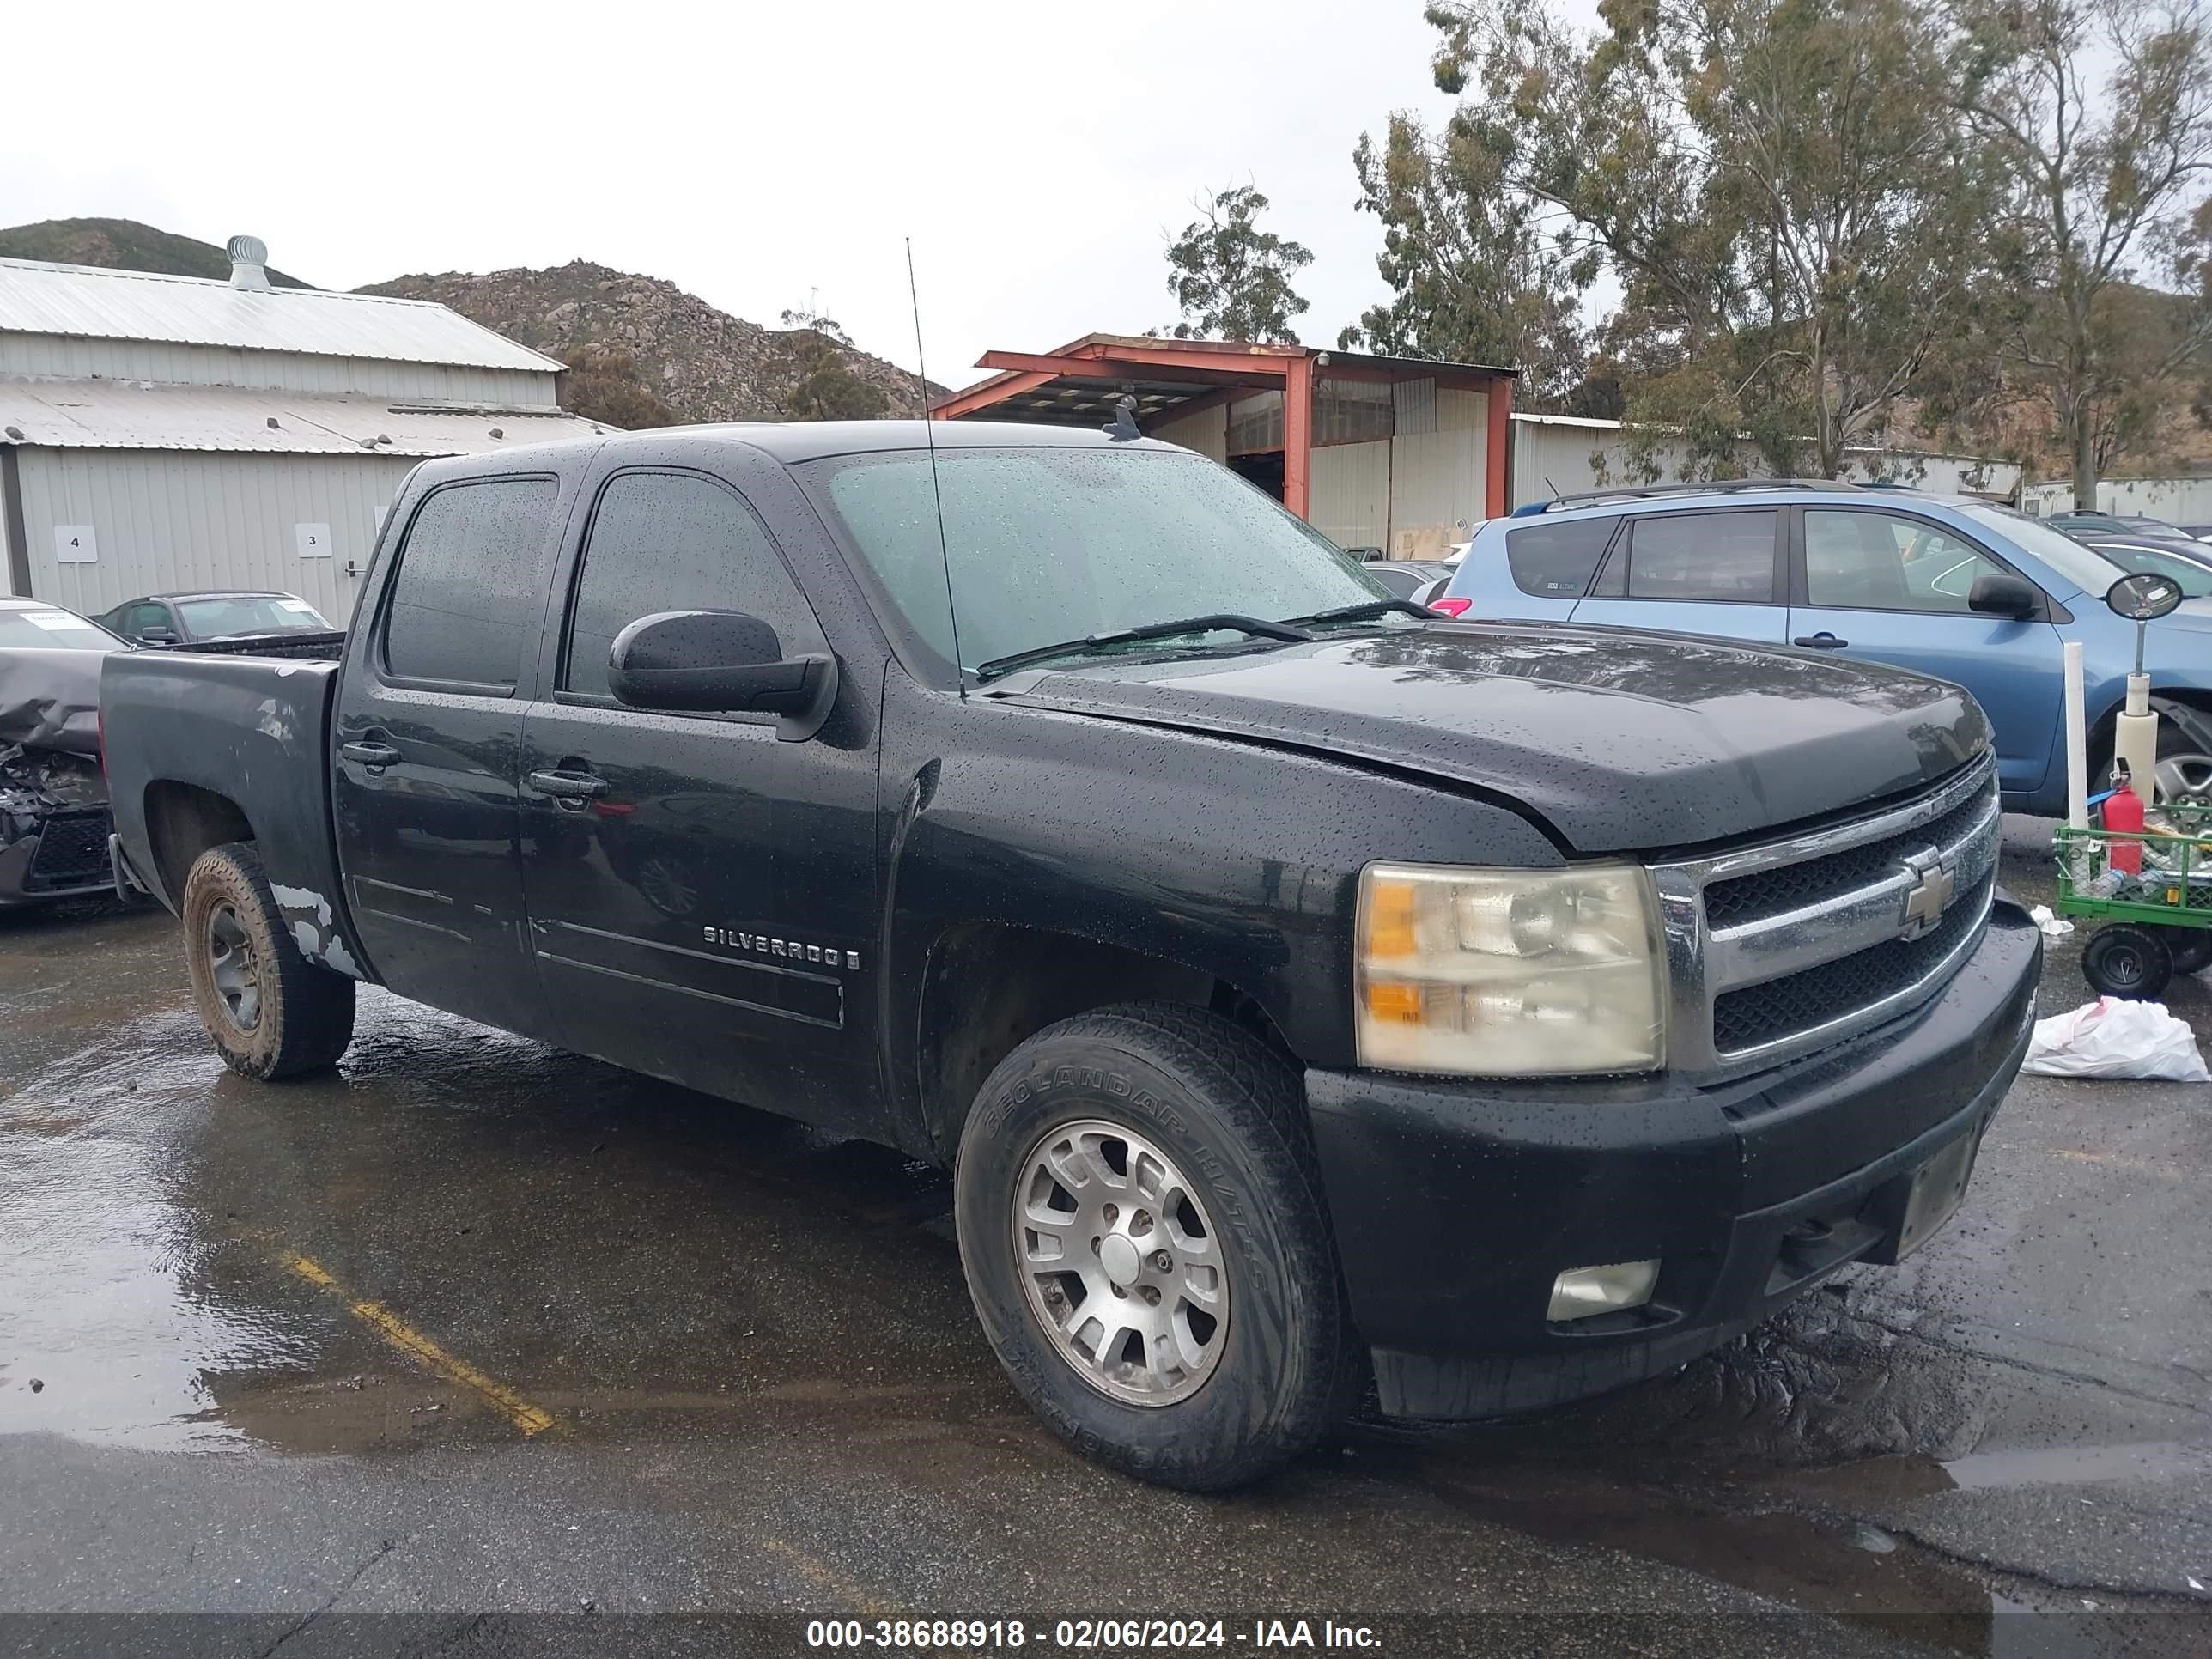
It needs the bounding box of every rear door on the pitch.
[332,471,564,1034]
[1570,507,1789,643]
[518,461,881,1130]
[1787,505,2066,798]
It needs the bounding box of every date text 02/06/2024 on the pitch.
[803,1620,1381,1649]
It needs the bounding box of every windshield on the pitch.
[176,595,331,638]
[2094,544,2212,599]
[799,445,1399,676]
[0,607,120,649]
[1961,506,2128,598]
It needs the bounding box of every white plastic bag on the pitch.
[2027,904,2075,939]
[2021,998,2210,1082]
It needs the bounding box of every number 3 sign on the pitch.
[296,523,331,558]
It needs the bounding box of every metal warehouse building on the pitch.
[0,240,608,618]
[935,334,1516,556]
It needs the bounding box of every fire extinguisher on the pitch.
[2106,758,2147,876]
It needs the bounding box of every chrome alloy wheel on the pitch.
[2158,750,2212,807]
[1013,1119,1231,1407]
[206,901,263,1033]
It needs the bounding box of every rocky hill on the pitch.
[359,261,942,423]
[0,217,311,287]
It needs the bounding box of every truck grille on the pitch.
[25,808,113,892]
[1652,758,2001,1073]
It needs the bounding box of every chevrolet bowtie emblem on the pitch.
[1899,848,1957,939]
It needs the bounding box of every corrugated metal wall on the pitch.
[0,332,556,405]
[1150,402,1227,461]
[1386,388,1487,556]
[15,447,421,619]
[1311,440,1390,551]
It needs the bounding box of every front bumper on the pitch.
[1306,896,2042,1419]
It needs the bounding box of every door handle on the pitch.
[1793,633,1849,649]
[340,739,401,767]
[528,769,611,802]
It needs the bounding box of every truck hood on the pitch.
[988,623,1989,854]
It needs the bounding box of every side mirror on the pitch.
[606,610,838,741]
[138,628,178,645]
[2106,572,2184,622]
[1966,573,2039,620]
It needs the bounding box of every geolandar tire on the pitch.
[954,1002,1346,1491]
[181,842,356,1079]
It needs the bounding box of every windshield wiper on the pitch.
[1273,599,1437,628]
[975,613,1314,681]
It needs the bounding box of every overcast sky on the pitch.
[0,1,1537,394]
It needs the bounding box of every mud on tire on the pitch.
[181,842,356,1079]
[954,1001,1350,1491]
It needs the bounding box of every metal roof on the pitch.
[0,378,610,458]
[0,258,562,373]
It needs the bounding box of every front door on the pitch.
[1789,505,2067,798]
[332,473,560,1035]
[1570,507,1790,644]
[519,465,881,1130]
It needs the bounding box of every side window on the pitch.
[123,602,170,635]
[1804,511,2002,613]
[383,477,556,687]
[1505,517,1614,598]
[561,471,824,704]
[1622,511,1778,602]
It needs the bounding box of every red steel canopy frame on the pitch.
[932,336,1516,523]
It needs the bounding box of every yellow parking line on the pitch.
[282,1252,556,1437]
[763,1538,906,1622]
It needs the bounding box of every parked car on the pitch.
[2044,511,2197,544]
[2081,538,2212,598]
[2177,524,2212,544]
[0,598,128,907]
[1361,559,1455,602]
[95,589,334,647]
[103,424,2039,1490]
[1436,481,2212,811]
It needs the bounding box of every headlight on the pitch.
[1355,861,1667,1075]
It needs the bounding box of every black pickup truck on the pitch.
[102,422,2040,1489]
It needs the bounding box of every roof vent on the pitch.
[227,234,272,293]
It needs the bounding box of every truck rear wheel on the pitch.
[954,1002,1346,1491]
[182,842,356,1079]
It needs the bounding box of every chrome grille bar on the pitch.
[1653,757,2002,1075]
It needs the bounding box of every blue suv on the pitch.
[1436,482,2212,814]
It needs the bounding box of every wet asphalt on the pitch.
[2,821,2209,1657]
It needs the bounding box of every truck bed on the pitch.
[101,646,362,973]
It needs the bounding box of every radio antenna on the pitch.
[905,237,965,697]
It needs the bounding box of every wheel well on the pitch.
[2087,689,2212,776]
[143,781,252,906]
[916,921,1296,1162]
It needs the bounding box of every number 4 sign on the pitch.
[54,525,96,564]
[296,523,331,558]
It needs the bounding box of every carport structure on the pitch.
[933,334,1516,555]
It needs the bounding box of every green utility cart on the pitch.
[2055,802,2212,999]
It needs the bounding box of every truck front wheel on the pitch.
[181,842,356,1079]
[954,1003,1348,1491]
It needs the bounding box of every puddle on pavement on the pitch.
[5,900,2198,1643]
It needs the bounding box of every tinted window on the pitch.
[1624,511,1777,601]
[1506,517,1614,597]
[1805,510,2004,613]
[383,478,555,687]
[118,602,171,636]
[562,471,823,702]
